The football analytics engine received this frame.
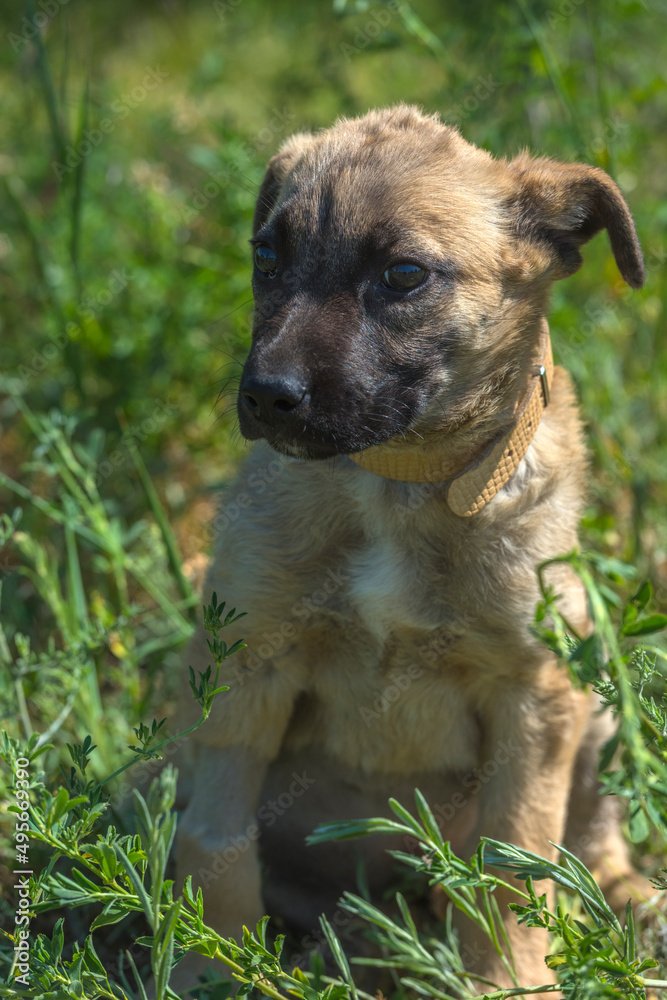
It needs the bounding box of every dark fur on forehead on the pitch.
[254,104,643,290]
[253,105,469,235]
[256,107,509,285]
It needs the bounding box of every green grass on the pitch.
[0,1,666,996]
[0,562,666,996]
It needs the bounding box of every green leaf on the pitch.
[256,914,270,948]
[587,553,636,581]
[182,874,195,909]
[546,953,567,968]
[414,789,444,848]
[223,638,247,659]
[307,816,406,844]
[388,797,428,839]
[636,957,659,972]
[622,603,639,628]
[48,787,75,825]
[598,583,624,608]
[631,580,652,610]
[51,917,65,962]
[628,802,650,843]
[91,900,128,929]
[625,900,635,962]
[115,843,153,924]
[210,685,230,697]
[87,841,120,880]
[622,614,667,637]
[154,899,182,998]
[59,868,101,894]
[319,914,355,996]
[190,936,219,958]
[599,733,620,772]
[82,936,108,978]
[570,633,604,681]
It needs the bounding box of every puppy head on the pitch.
[238,105,643,460]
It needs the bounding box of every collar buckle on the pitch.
[538,364,550,407]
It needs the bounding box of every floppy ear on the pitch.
[253,132,314,234]
[510,153,645,288]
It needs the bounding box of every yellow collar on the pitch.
[348,320,553,517]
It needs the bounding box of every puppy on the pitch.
[173,105,646,995]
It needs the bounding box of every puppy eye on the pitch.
[254,244,278,277]
[382,262,427,291]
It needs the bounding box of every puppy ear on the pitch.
[253,132,314,234]
[510,154,645,288]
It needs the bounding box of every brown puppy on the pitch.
[173,105,646,995]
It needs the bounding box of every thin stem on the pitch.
[13,678,33,741]
[515,0,585,152]
[209,949,294,1000]
[536,559,584,642]
[91,714,207,794]
[34,684,80,750]
[468,986,560,998]
[0,471,107,550]
[118,412,196,621]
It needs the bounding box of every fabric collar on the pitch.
[348,320,553,517]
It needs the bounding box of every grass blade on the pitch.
[119,411,196,620]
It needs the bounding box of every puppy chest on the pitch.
[285,627,480,775]
[345,535,465,635]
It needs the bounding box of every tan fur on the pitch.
[172,106,646,996]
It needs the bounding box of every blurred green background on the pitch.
[0,0,666,766]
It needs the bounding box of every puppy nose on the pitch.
[241,373,308,423]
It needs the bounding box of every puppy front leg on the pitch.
[169,743,267,995]
[176,744,267,937]
[171,623,302,993]
[443,671,590,995]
